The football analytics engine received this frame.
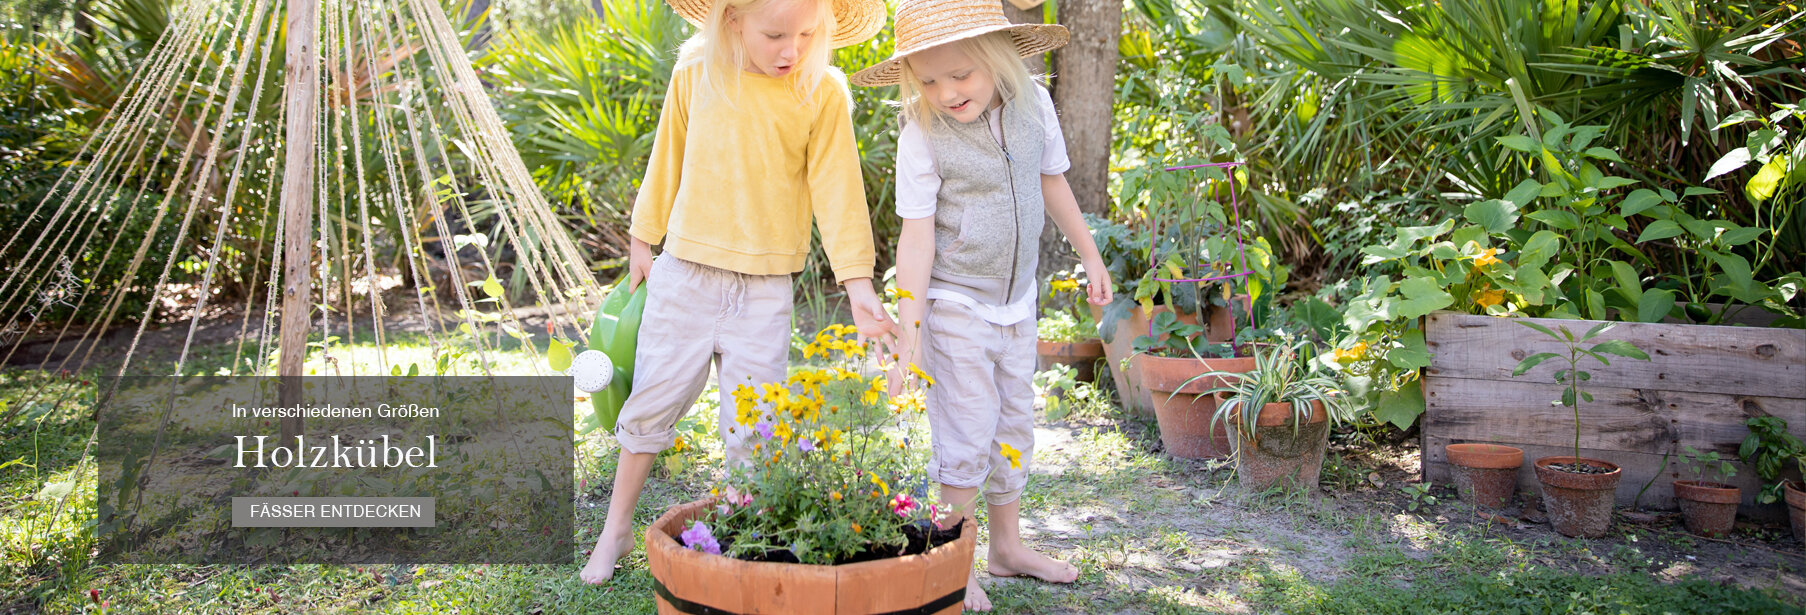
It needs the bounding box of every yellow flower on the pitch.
[733,384,761,425]
[851,522,861,533]
[889,390,925,415]
[870,474,890,496]
[863,376,887,405]
[891,288,915,301]
[1332,341,1370,363]
[1474,288,1507,310]
[999,443,1023,470]
[831,491,842,501]
[1473,247,1502,269]
[772,421,794,443]
[762,385,790,406]
[813,427,843,449]
[1049,277,1080,295]
[672,435,689,453]
[907,363,935,387]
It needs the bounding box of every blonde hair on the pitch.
[676,0,836,103]
[897,31,1042,131]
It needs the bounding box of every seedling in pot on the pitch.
[1510,321,1650,474]
[1678,445,1737,485]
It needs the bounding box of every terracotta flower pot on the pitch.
[1533,456,1622,538]
[646,498,976,614]
[1036,339,1105,383]
[1445,443,1523,510]
[1136,355,1253,459]
[1089,304,1198,418]
[1224,397,1329,492]
[1785,480,1806,547]
[1672,480,1740,538]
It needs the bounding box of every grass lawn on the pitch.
[3,333,1801,614]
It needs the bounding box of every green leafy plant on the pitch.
[1510,321,1650,469]
[1738,416,1805,504]
[1032,364,1079,421]
[1196,340,1355,442]
[1131,310,1213,358]
[1401,482,1438,512]
[1676,445,1737,485]
[1037,271,1098,344]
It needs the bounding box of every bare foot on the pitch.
[987,545,1079,584]
[963,569,992,611]
[578,531,636,584]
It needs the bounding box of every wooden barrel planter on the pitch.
[646,498,976,614]
[1420,312,1806,521]
[1036,339,1106,383]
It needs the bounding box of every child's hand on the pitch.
[1083,260,1114,306]
[843,278,897,343]
[628,237,654,292]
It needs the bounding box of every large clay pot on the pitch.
[1445,443,1523,509]
[1672,480,1739,538]
[1533,456,1622,538]
[1137,355,1253,459]
[1036,339,1106,383]
[1785,480,1805,547]
[646,498,976,614]
[1090,300,1242,418]
[1224,397,1329,492]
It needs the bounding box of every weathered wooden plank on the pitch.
[1422,435,1796,522]
[1422,376,1806,454]
[1423,312,1806,398]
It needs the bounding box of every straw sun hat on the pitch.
[850,0,1069,87]
[664,0,887,49]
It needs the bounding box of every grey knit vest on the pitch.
[921,92,1046,305]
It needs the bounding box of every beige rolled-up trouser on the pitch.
[921,299,1037,506]
[613,255,793,462]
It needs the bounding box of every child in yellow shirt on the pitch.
[579,0,892,584]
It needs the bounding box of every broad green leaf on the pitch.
[1635,289,1676,323]
[1388,329,1431,370]
[1597,176,1638,190]
[1719,225,1765,247]
[1519,231,1562,270]
[1498,135,1540,153]
[1704,147,1752,182]
[1515,319,1560,340]
[1373,385,1426,431]
[1503,179,1543,207]
[1396,277,1454,319]
[548,340,573,371]
[1583,147,1624,162]
[1512,352,1560,377]
[1525,210,1580,230]
[1636,220,1684,243]
[1590,339,1649,361]
[1746,156,1786,202]
[1464,200,1519,233]
[1680,187,1723,198]
[482,276,505,299]
[1619,189,1662,217]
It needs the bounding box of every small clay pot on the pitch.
[1036,339,1106,383]
[1672,480,1740,538]
[1445,443,1523,510]
[1785,480,1805,547]
[1533,456,1622,538]
[1225,398,1329,492]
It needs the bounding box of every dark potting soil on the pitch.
[1550,462,1614,475]
[726,521,962,566]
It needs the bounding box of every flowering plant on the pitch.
[1037,269,1098,344]
[678,323,952,565]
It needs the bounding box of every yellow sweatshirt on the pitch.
[629,63,875,283]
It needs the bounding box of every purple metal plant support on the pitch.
[1142,160,1252,352]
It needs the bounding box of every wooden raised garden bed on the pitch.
[1420,312,1806,519]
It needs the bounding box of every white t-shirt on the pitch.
[896,86,1071,326]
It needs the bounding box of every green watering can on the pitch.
[579,281,647,434]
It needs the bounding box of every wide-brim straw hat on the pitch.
[664,0,887,49]
[850,0,1069,87]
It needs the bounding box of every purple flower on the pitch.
[798,439,816,453]
[755,421,775,439]
[680,521,721,555]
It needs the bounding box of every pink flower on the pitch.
[723,486,753,507]
[890,493,918,518]
[680,521,721,555]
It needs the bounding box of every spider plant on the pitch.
[1190,340,1353,442]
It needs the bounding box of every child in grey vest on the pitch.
[852,0,1113,609]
